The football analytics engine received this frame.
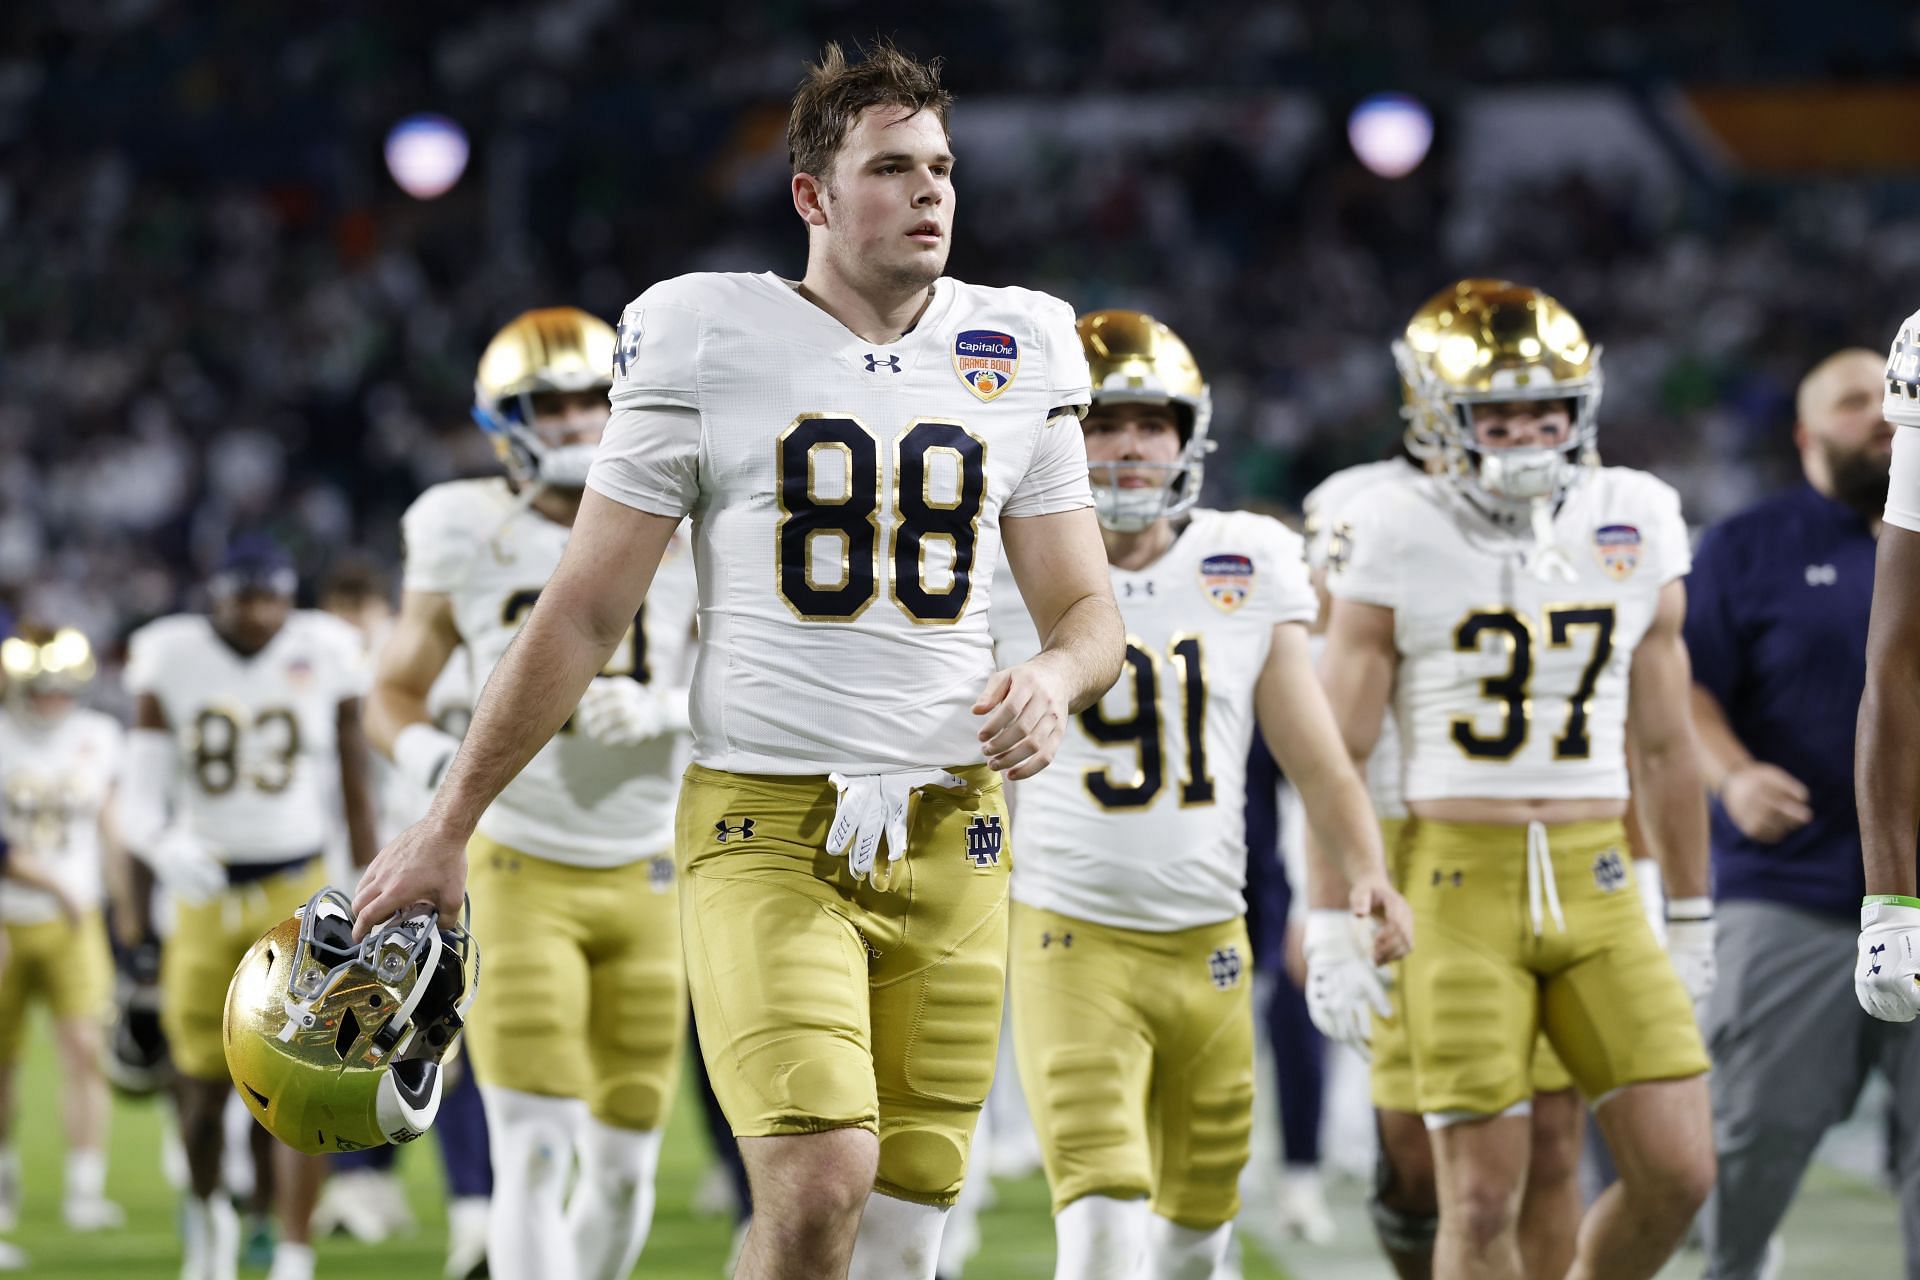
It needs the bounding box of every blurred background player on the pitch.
[313,561,493,1279]
[1688,347,1920,1277]
[1302,371,1589,1280]
[1317,280,1716,1280]
[0,625,124,1234]
[117,538,378,1280]
[367,306,697,1280]
[991,309,1411,1280]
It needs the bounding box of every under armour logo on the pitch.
[964,815,1002,867]
[1806,564,1838,586]
[715,816,756,843]
[1871,942,1888,976]
[1041,930,1073,949]
[865,353,902,373]
[1431,868,1464,888]
[1120,580,1157,598]
[1208,945,1243,990]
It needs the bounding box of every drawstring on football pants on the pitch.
[1525,820,1566,937]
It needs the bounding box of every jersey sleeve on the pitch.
[1038,294,1093,416]
[1638,474,1693,584]
[1888,426,1920,534]
[400,486,479,594]
[1002,411,1094,518]
[1325,492,1403,609]
[1252,517,1317,627]
[585,405,701,518]
[588,282,707,518]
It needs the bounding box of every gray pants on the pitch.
[1702,898,1920,1278]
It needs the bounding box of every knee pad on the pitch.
[876,1128,968,1206]
[591,1076,669,1133]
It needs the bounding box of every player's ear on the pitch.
[793,171,830,228]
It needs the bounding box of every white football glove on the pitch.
[574,678,691,747]
[145,827,226,906]
[826,769,967,887]
[1857,898,1920,1023]
[1663,898,1716,1023]
[1303,909,1392,1060]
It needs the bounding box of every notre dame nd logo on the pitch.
[1208,945,1244,991]
[964,815,1003,868]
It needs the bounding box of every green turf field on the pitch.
[2,1012,1290,1278]
[6,1009,1903,1278]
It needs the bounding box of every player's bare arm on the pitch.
[352,491,678,934]
[1311,596,1397,909]
[1257,620,1411,962]
[1858,523,1920,900]
[365,588,461,755]
[334,697,379,870]
[984,504,1125,780]
[1625,580,1710,902]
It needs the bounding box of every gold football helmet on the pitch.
[1393,279,1602,505]
[1077,309,1214,532]
[1,625,95,705]
[224,888,476,1155]
[473,307,618,488]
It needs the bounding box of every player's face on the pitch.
[213,588,293,654]
[817,106,954,294]
[1082,404,1183,484]
[1470,400,1573,450]
[526,388,608,451]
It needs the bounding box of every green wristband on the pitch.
[1863,895,1920,910]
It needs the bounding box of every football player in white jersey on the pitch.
[1316,280,1716,1280]
[0,625,125,1233]
[118,538,377,1280]
[1306,457,1589,1280]
[354,41,1125,1280]
[1857,309,1920,1020]
[365,306,697,1280]
[990,310,1411,1280]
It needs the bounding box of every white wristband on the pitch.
[392,722,460,793]
[1666,895,1714,922]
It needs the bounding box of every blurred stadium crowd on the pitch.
[5,0,1920,675]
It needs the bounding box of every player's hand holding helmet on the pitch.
[224,887,477,1154]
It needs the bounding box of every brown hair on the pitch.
[788,40,952,183]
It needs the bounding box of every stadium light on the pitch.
[1348,93,1434,179]
[384,114,471,200]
